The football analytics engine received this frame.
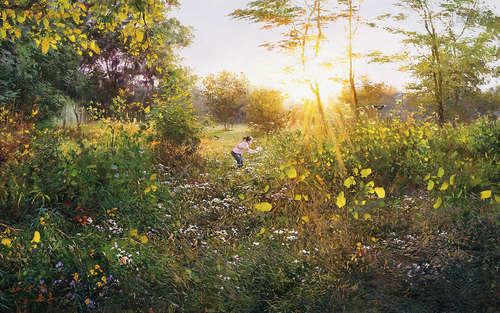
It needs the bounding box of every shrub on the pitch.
[246,88,288,133]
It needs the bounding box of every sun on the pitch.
[281,56,344,103]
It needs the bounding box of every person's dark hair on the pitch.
[243,136,253,142]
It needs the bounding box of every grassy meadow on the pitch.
[0,117,499,313]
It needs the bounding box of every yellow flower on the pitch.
[1,238,12,247]
[73,273,79,281]
[101,276,106,283]
[31,231,40,243]
[139,235,148,243]
[85,298,90,305]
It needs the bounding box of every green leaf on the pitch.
[263,185,269,193]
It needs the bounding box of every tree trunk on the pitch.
[348,0,359,120]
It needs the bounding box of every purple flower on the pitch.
[52,279,62,286]
[70,280,77,287]
[66,291,75,299]
[55,261,64,271]
[39,280,45,285]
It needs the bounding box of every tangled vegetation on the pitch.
[0,110,498,312]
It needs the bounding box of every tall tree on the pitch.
[374,0,498,126]
[201,71,249,130]
[231,0,335,129]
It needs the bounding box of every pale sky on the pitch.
[172,0,498,101]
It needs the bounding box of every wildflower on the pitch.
[1,238,12,247]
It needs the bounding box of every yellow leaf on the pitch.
[363,213,371,220]
[353,212,358,220]
[144,187,151,194]
[433,197,442,209]
[449,174,456,186]
[41,38,50,54]
[427,180,435,191]
[303,194,308,201]
[31,231,40,243]
[344,176,356,188]
[437,167,444,178]
[144,106,150,113]
[424,174,430,181]
[254,202,272,212]
[264,185,269,193]
[285,167,297,179]
[136,29,144,42]
[301,216,309,223]
[150,185,157,192]
[440,182,449,191]
[480,190,491,199]
[360,168,372,178]
[258,227,265,235]
[336,192,346,208]
[294,194,302,201]
[374,187,385,198]
[90,41,100,54]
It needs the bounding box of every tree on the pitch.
[0,39,91,120]
[247,88,288,133]
[201,71,249,130]
[374,0,498,126]
[1,0,192,120]
[231,0,336,131]
[79,16,192,115]
[0,0,178,62]
[337,79,396,118]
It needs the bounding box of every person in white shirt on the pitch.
[231,136,258,168]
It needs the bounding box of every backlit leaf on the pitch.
[449,174,456,186]
[374,187,385,198]
[285,167,297,178]
[480,190,491,199]
[254,202,272,212]
[437,167,444,178]
[440,182,448,191]
[336,191,346,208]
[427,180,434,191]
[31,231,40,243]
[344,176,356,188]
[433,197,442,209]
[360,168,372,178]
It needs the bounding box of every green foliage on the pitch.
[202,71,249,130]
[149,102,202,149]
[0,40,90,120]
[0,118,499,312]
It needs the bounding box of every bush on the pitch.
[246,88,288,133]
[149,102,202,150]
